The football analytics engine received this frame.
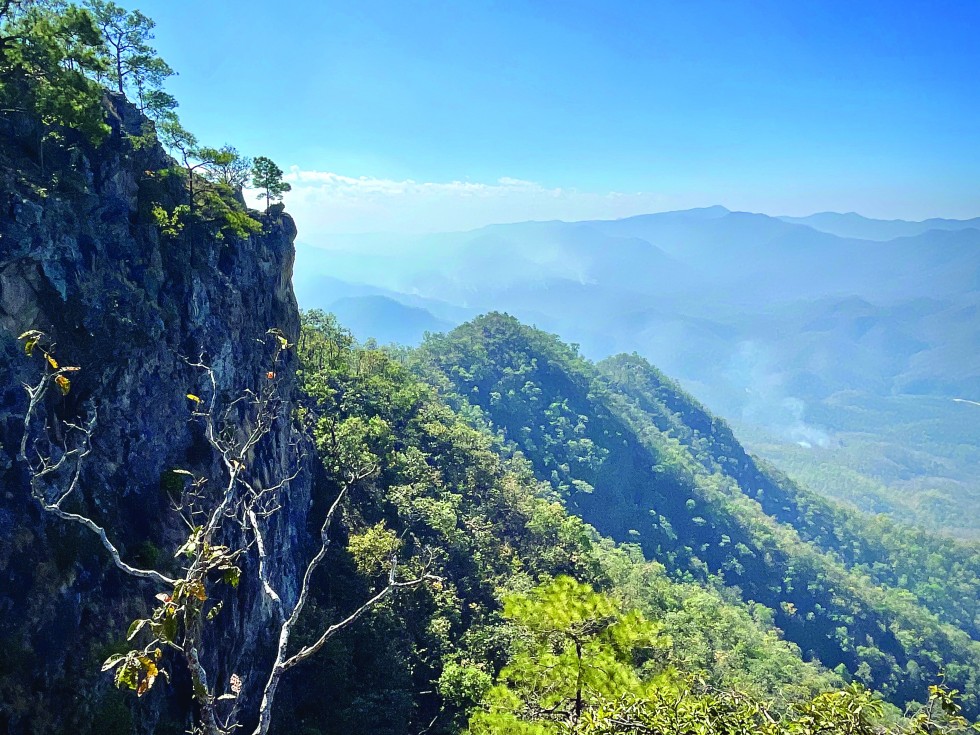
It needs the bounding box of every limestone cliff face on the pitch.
[0,96,311,734]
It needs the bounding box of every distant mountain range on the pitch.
[295,206,980,398]
[293,207,980,534]
[327,294,453,345]
[779,211,980,241]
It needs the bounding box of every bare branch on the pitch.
[246,505,284,616]
[252,544,440,735]
[19,364,177,587]
[282,558,440,672]
[16,330,435,735]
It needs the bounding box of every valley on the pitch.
[294,208,980,537]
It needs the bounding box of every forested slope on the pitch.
[276,312,842,733]
[598,353,980,641]
[413,313,980,715]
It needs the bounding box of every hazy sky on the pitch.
[138,0,979,235]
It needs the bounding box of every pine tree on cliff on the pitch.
[85,0,173,99]
[251,156,291,211]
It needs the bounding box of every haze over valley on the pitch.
[296,206,980,536]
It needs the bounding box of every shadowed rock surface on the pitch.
[0,96,311,734]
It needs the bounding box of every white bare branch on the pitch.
[20,364,177,587]
[17,330,436,735]
[246,505,284,616]
[251,540,440,735]
[282,557,440,672]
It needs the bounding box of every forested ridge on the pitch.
[261,310,980,733]
[2,1,980,734]
[597,354,980,642]
[413,314,980,716]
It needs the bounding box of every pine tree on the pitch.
[251,156,291,210]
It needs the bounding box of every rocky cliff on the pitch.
[0,96,310,734]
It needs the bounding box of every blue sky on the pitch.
[138,0,979,234]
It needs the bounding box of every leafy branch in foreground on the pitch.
[16,328,437,735]
[16,330,166,584]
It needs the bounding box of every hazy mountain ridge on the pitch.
[295,207,980,537]
[298,206,980,340]
[780,211,980,241]
[327,294,454,345]
[296,207,980,404]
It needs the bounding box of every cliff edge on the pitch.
[0,95,310,734]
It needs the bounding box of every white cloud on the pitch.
[246,168,689,238]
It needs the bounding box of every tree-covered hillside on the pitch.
[280,311,979,733]
[597,353,980,642]
[294,211,980,541]
[413,313,980,716]
[273,311,848,733]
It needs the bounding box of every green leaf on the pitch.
[221,566,241,588]
[127,618,149,641]
[101,653,126,672]
[115,661,140,692]
[159,610,178,644]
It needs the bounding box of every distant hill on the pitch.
[587,209,980,303]
[779,211,980,241]
[326,295,453,345]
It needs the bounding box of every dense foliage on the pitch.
[597,353,980,644]
[283,311,980,733]
[413,313,980,716]
[466,578,977,735]
[0,0,109,155]
[282,311,849,733]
